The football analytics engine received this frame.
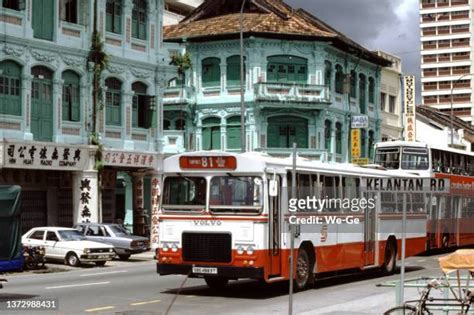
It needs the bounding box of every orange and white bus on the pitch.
[156,151,429,289]
[375,141,474,250]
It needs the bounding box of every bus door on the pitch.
[364,191,376,266]
[428,194,438,249]
[267,174,281,276]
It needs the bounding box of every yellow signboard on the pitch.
[352,158,369,166]
[351,129,361,158]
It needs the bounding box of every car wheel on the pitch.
[382,240,397,275]
[66,253,80,267]
[118,254,131,261]
[95,261,106,267]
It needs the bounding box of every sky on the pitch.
[286,0,420,101]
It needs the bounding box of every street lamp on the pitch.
[449,72,472,146]
[239,0,247,153]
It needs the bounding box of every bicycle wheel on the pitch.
[383,305,418,315]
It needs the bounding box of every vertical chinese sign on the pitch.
[80,178,92,222]
[403,75,416,142]
[351,129,361,158]
[150,176,161,249]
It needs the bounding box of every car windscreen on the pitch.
[109,225,131,236]
[58,230,87,241]
[162,176,206,211]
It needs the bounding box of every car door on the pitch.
[44,231,61,259]
[24,230,45,247]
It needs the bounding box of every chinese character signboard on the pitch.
[3,141,87,170]
[351,115,369,129]
[150,176,161,249]
[352,158,369,166]
[103,150,157,169]
[404,75,416,142]
[351,129,361,158]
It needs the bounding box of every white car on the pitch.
[22,227,115,267]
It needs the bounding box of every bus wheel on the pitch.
[382,240,397,275]
[442,234,449,248]
[294,248,314,291]
[204,277,228,289]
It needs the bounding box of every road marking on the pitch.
[80,270,128,277]
[45,281,110,290]
[416,259,426,263]
[186,295,197,298]
[85,306,115,313]
[130,299,161,306]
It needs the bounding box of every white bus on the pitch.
[156,152,427,290]
[375,141,474,250]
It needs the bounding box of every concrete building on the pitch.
[416,105,474,151]
[163,0,202,25]
[162,0,391,162]
[420,0,474,124]
[0,0,169,236]
[376,51,403,141]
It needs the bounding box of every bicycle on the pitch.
[384,249,474,315]
[383,278,472,314]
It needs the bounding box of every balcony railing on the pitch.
[254,147,328,162]
[162,86,196,107]
[254,82,331,104]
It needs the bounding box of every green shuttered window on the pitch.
[106,0,122,34]
[0,60,21,116]
[324,120,331,150]
[350,70,356,98]
[62,70,81,122]
[336,122,342,154]
[226,116,241,150]
[105,78,122,126]
[202,117,221,150]
[267,116,308,149]
[359,74,366,114]
[368,77,375,103]
[335,65,344,94]
[226,55,245,88]
[267,55,307,84]
[132,0,146,40]
[132,82,153,129]
[32,0,54,40]
[202,58,220,88]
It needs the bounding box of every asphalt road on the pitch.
[0,252,460,315]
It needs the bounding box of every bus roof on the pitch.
[375,141,474,157]
[163,151,418,178]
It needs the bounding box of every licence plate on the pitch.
[192,267,218,275]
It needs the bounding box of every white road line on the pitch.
[85,306,115,312]
[416,259,426,263]
[130,299,161,306]
[45,281,110,290]
[80,270,128,277]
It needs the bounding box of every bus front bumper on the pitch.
[157,263,264,279]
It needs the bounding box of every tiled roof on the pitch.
[163,0,391,67]
[417,105,474,139]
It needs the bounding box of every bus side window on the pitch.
[311,174,318,200]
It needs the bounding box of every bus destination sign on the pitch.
[179,156,237,170]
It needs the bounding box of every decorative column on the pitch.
[330,123,336,162]
[80,83,89,140]
[123,90,134,149]
[53,79,64,142]
[123,0,133,50]
[21,74,33,140]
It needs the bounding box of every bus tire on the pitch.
[294,248,314,291]
[204,277,228,289]
[382,239,397,275]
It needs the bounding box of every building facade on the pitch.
[162,0,390,162]
[163,0,202,25]
[0,0,169,237]
[420,0,474,124]
[376,51,403,141]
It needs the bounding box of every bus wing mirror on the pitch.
[269,179,278,197]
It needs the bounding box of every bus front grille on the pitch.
[182,232,232,263]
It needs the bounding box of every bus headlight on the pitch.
[171,243,178,252]
[162,244,169,252]
[237,245,244,255]
[246,245,254,256]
